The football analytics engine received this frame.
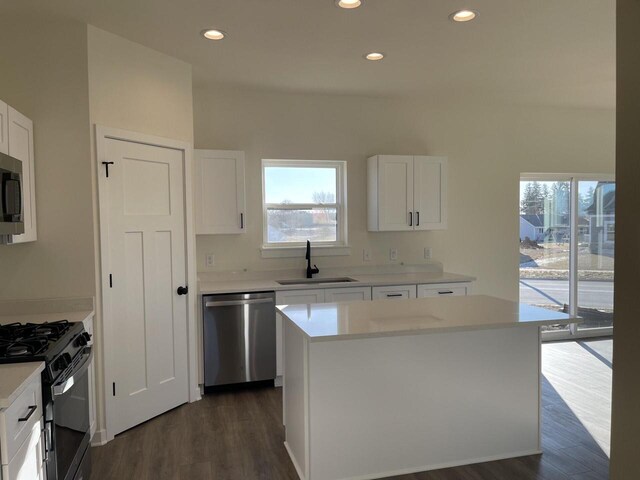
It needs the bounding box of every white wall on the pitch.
[194,86,615,301]
[87,25,194,442]
[611,1,640,478]
[0,14,95,300]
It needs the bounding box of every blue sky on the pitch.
[265,167,336,204]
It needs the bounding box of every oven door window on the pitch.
[54,366,90,479]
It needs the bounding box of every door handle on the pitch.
[177,286,189,295]
[438,291,454,295]
[205,298,274,308]
[240,213,244,229]
[386,293,404,298]
[18,405,38,422]
[416,211,420,226]
[409,212,413,226]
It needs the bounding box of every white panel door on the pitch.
[104,138,188,436]
[414,156,446,230]
[195,149,245,234]
[8,107,36,243]
[372,284,417,300]
[0,100,8,154]
[324,286,372,303]
[377,155,414,231]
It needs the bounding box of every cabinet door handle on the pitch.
[18,405,37,422]
[386,293,403,297]
[438,291,454,295]
[416,211,420,226]
[240,213,244,229]
[409,212,413,226]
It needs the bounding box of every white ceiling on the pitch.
[4,0,615,108]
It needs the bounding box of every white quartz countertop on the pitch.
[277,294,577,341]
[0,362,44,409]
[199,271,474,295]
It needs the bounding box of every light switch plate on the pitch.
[363,249,372,262]
[206,254,215,267]
[424,247,432,260]
[389,248,398,261]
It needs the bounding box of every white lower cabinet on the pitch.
[2,420,45,480]
[417,282,472,298]
[1,374,45,480]
[372,284,417,300]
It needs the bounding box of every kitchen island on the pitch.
[277,295,575,480]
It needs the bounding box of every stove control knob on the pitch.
[55,353,72,371]
[76,335,88,347]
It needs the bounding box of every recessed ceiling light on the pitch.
[450,9,478,22]
[201,29,226,40]
[336,0,362,9]
[364,52,384,61]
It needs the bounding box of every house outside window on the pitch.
[262,160,347,249]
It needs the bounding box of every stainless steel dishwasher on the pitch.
[203,291,276,387]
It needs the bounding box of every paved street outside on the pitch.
[519,278,614,310]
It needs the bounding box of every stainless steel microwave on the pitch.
[0,151,24,240]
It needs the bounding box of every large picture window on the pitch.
[262,160,347,248]
[519,174,615,339]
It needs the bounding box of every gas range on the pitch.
[0,320,90,382]
[0,319,93,480]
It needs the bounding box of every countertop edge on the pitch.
[282,317,579,343]
[0,361,45,409]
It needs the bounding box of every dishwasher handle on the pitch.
[205,298,274,308]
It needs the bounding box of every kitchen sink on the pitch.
[276,277,357,286]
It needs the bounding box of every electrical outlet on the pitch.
[363,249,372,262]
[389,248,398,261]
[206,254,215,267]
[424,247,432,260]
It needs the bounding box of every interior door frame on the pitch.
[95,125,199,442]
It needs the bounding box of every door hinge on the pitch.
[102,161,115,177]
[109,274,113,288]
[112,382,116,396]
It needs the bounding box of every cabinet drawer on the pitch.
[417,283,470,298]
[0,375,42,464]
[324,287,372,303]
[276,289,325,305]
[372,285,417,300]
[2,419,44,480]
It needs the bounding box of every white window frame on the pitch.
[261,159,349,257]
[520,173,614,341]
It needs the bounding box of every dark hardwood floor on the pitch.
[91,339,612,480]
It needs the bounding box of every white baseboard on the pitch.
[91,429,108,447]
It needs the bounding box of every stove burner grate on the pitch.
[0,320,70,360]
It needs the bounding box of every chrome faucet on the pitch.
[306,240,319,279]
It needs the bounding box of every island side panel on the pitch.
[283,320,310,480]
[308,325,541,480]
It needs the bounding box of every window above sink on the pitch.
[261,159,349,257]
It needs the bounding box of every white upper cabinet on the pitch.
[8,106,36,243]
[0,100,8,155]
[413,156,447,230]
[368,155,447,231]
[195,149,246,234]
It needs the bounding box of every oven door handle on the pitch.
[53,347,93,397]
